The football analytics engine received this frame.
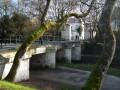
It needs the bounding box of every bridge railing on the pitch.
[38,35,63,41]
[0,35,64,45]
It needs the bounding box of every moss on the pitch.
[82,62,102,90]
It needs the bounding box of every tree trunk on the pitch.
[82,0,116,90]
[41,0,51,24]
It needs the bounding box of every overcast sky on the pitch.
[12,0,17,3]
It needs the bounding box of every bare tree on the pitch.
[0,0,12,16]
[81,0,105,40]
[0,0,19,18]
[47,0,81,36]
[21,0,49,25]
[47,0,79,21]
[48,0,96,36]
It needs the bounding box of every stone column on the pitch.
[14,58,30,82]
[64,44,72,63]
[30,48,56,69]
[56,49,65,62]
[65,24,72,41]
[45,48,56,68]
[0,54,30,82]
[72,42,81,61]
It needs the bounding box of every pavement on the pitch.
[29,67,120,90]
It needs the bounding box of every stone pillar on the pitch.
[0,54,30,82]
[56,49,65,62]
[64,44,72,63]
[14,58,30,82]
[45,48,56,68]
[30,48,56,69]
[72,42,81,61]
[65,24,72,41]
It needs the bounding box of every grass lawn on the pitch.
[0,81,37,90]
[57,63,120,78]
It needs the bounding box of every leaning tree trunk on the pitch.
[82,0,116,90]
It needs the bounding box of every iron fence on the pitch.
[0,35,63,45]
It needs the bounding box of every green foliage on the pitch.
[77,25,83,35]
[10,12,33,35]
[60,84,79,90]
[82,41,103,55]
[0,15,11,34]
[57,63,94,71]
[0,81,37,90]
[11,12,28,28]
[82,39,120,68]
[107,67,120,77]
[0,12,33,35]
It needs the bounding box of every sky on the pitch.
[12,0,18,3]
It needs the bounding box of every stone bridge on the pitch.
[0,41,81,82]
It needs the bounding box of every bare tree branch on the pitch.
[41,0,51,23]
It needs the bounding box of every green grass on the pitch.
[0,81,37,90]
[60,85,79,90]
[107,68,120,77]
[57,63,120,78]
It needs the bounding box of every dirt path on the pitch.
[19,67,120,90]
[20,68,80,90]
[20,79,60,90]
